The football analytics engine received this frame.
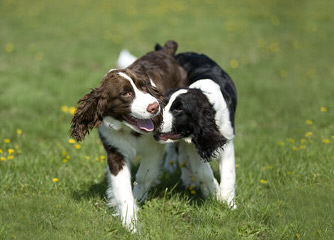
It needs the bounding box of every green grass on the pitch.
[1,0,334,239]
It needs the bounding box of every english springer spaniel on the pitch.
[70,41,186,231]
[155,52,237,208]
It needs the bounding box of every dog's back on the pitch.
[175,52,237,128]
[128,41,187,95]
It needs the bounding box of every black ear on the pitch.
[154,43,163,51]
[192,107,227,160]
[70,88,105,141]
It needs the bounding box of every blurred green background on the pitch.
[1,0,333,239]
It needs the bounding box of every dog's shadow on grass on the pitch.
[72,166,205,206]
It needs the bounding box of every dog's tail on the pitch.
[116,49,137,69]
[155,40,178,56]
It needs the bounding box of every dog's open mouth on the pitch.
[154,132,182,141]
[122,114,154,132]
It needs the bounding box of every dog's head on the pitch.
[154,88,227,160]
[71,69,162,141]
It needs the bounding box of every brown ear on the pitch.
[70,88,104,141]
[162,40,178,55]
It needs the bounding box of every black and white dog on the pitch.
[155,52,237,208]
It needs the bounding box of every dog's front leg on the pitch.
[133,148,164,202]
[106,159,138,232]
[217,140,237,209]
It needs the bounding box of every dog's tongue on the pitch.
[136,119,154,132]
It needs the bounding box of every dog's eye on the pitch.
[172,108,183,114]
[120,91,133,97]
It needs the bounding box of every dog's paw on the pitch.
[216,189,237,209]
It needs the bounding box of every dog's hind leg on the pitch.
[217,140,237,209]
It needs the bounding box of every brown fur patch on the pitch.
[100,133,125,175]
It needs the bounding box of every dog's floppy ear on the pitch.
[70,87,106,141]
[162,40,178,55]
[192,105,227,161]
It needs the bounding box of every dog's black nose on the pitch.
[147,102,159,114]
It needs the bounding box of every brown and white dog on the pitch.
[70,41,186,231]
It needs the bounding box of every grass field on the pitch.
[1,0,334,239]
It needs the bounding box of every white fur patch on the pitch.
[118,72,160,119]
[116,49,137,69]
[149,78,157,88]
[103,116,122,131]
[160,89,188,133]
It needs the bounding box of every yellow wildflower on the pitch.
[16,129,22,135]
[62,151,68,155]
[305,120,313,125]
[180,162,186,168]
[188,185,194,191]
[75,144,81,149]
[62,159,68,163]
[263,165,273,171]
[52,178,59,183]
[100,155,105,160]
[300,138,306,144]
[279,69,287,78]
[286,138,295,143]
[292,146,298,151]
[305,132,312,138]
[35,52,43,61]
[322,139,330,144]
[8,149,15,155]
[320,107,327,112]
[190,190,196,195]
[331,136,334,140]
[65,155,70,160]
[3,139,10,143]
[84,155,90,160]
[269,42,279,52]
[278,141,285,146]
[287,171,293,175]
[7,155,14,160]
[5,43,14,53]
[300,145,306,150]
[0,149,2,154]
[260,179,267,184]
[270,15,280,26]
[168,160,175,165]
[61,105,69,113]
[296,233,300,239]
[95,157,99,161]
[229,59,239,69]
[69,107,76,115]
[235,164,239,168]
[68,138,76,144]
[1,157,5,161]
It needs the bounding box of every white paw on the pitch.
[119,203,138,233]
[216,189,237,209]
